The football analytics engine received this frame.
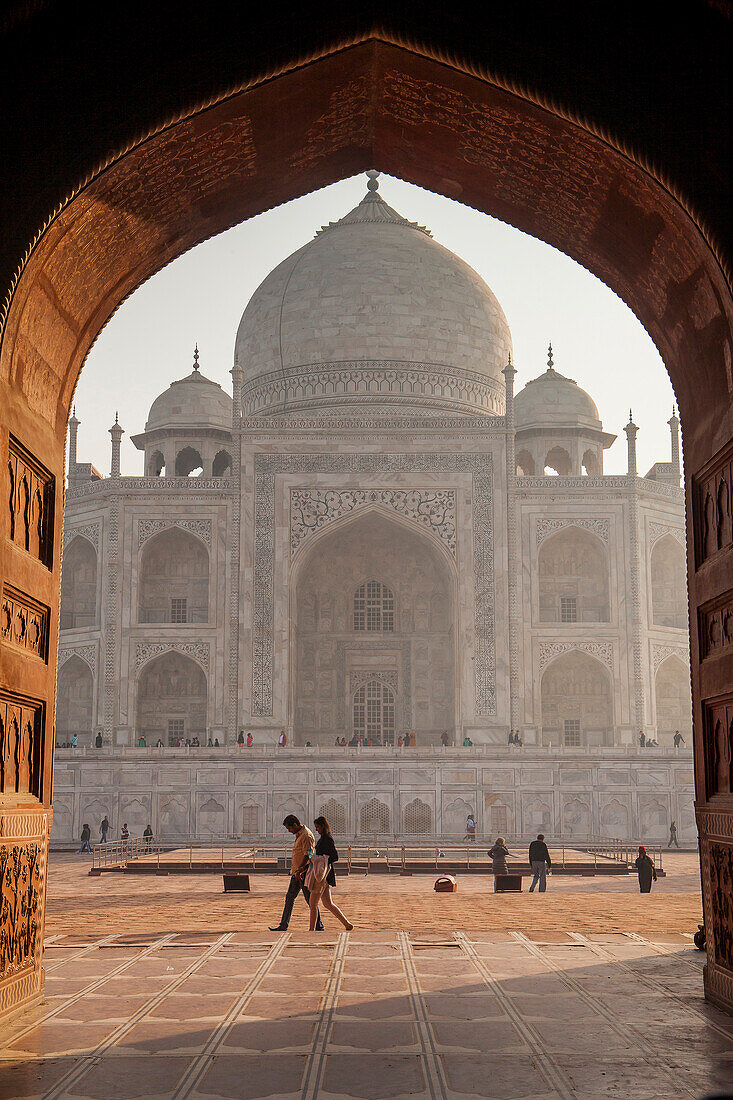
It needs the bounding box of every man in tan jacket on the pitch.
[269,815,323,931]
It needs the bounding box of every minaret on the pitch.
[503,353,520,735]
[109,412,124,478]
[68,406,80,471]
[668,406,681,481]
[624,409,638,477]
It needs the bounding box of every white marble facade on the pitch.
[56,175,694,841]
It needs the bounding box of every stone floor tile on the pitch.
[335,994,414,1020]
[177,974,253,995]
[66,1054,194,1098]
[556,1055,690,1097]
[337,959,401,976]
[0,1057,71,1098]
[257,974,328,994]
[195,1052,306,1099]
[321,1053,426,1099]
[55,994,152,1022]
[422,993,506,1020]
[243,994,323,1019]
[508,993,594,1020]
[329,1020,418,1051]
[413,974,483,992]
[148,992,238,1020]
[118,1018,218,1055]
[340,975,409,994]
[441,1053,551,1098]
[5,1022,117,1057]
[221,1016,317,1052]
[431,1018,527,1052]
[95,975,170,996]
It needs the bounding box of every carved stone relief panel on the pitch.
[693,440,733,568]
[290,488,456,557]
[0,691,44,799]
[709,841,733,974]
[700,590,733,661]
[1,585,49,662]
[535,517,609,546]
[703,695,733,800]
[7,435,54,567]
[0,838,44,984]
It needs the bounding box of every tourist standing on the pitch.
[464,814,476,842]
[71,733,78,748]
[528,833,552,892]
[278,729,287,748]
[78,823,92,854]
[269,815,323,931]
[120,822,129,841]
[237,731,245,748]
[144,824,153,851]
[308,816,354,932]
[639,731,646,748]
[668,821,680,848]
[441,731,450,747]
[247,731,253,747]
[673,730,686,748]
[634,846,657,892]
[100,816,110,843]
[488,836,510,881]
[95,731,103,749]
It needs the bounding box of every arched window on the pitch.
[516,449,535,476]
[651,534,687,628]
[353,580,395,631]
[148,450,165,476]
[544,446,573,476]
[582,449,600,475]
[175,447,204,477]
[359,797,390,835]
[136,651,207,744]
[212,449,232,477]
[138,528,209,624]
[541,650,613,746]
[538,528,610,622]
[353,680,395,744]
[60,537,98,629]
[403,798,433,835]
[56,656,93,745]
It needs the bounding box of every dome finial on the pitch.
[366,169,380,192]
[547,342,554,370]
[193,343,200,371]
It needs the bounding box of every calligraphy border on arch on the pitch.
[252,452,495,718]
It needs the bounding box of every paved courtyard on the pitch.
[1,852,731,1099]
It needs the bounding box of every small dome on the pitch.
[235,174,512,417]
[515,351,601,431]
[145,349,232,433]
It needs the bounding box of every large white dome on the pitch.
[235,176,512,418]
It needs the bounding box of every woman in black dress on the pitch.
[634,845,658,893]
[308,816,354,932]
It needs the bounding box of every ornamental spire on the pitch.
[366,169,380,192]
[547,342,554,371]
[193,344,200,371]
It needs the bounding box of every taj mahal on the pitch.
[52,174,695,845]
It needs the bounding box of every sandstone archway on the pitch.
[138,527,209,625]
[135,650,208,745]
[0,20,731,1015]
[538,527,610,623]
[541,650,613,746]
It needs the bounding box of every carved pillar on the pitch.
[669,408,681,483]
[0,424,58,1020]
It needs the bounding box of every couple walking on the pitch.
[270,814,354,932]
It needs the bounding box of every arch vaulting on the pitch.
[1,8,732,1016]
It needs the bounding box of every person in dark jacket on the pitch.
[78,823,92,854]
[488,837,510,880]
[634,846,658,892]
[528,834,552,892]
[308,816,354,932]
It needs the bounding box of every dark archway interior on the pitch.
[0,8,732,1017]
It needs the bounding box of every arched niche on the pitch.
[136,650,207,745]
[56,655,93,745]
[655,655,692,744]
[541,650,613,746]
[147,450,165,477]
[138,527,209,624]
[544,446,573,476]
[403,798,433,835]
[359,797,390,836]
[353,679,396,745]
[174,447,204,477]
[212,449,232,477]
[516,449,535,476]
[60,536,98,629]
[538,528,610,623]
[651,534,687,629]
[292,509,455,746]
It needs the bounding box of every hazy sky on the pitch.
[74,174,677,477]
